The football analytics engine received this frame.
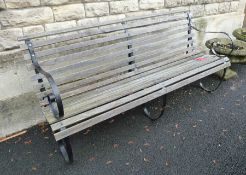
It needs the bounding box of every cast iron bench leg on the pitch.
[58,137,73,163]
[143,95,167,121]
[199,68,227,93]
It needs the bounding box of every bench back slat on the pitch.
[45,52,216,123]
[32,33,193,86]
[25,11,197,110]
[35,20,189,60]
[25,13,187,49]
[37,32,193,76]
[36,46,197,101]
[19,9,188,41]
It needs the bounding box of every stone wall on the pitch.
[0,0,242,52]
[0,0,245,137]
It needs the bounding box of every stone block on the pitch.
[23,25,45,36]
[0,0,6,9]
[41,0,81,6]
[205,3,219,15]
[99,14,126,23]
[53,4,85,22]
[181,0,194,6]
[45,20,77,32]
[0,7,54,27]
[190,4,205,17]
[139,0,165,10]
[218,2,230,13]
[85,2,109,17]
[0,28,23,51]
[169,6,189,12]
[77,18,99,26]
[126,10,153,18]
[165,0,181,8]
[230,1,239,12]
[110,0,138,14]
[5,0,40,8]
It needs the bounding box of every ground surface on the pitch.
[0,64,246,175]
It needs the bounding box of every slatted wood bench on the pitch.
[18,10,230,163]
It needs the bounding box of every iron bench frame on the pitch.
[19,10,230,163]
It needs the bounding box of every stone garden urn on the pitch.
[233,27,246,42]
[205,36,246,80]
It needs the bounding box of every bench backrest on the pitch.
[20,10,195,101]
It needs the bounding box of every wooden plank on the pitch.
[45,55,218,121]
[51,57,229,130]
[43,54,199,120]
[40,33,193,76]
[31,21,189,59]
[53,60,230,140]
[27,13,187,48]
[36,46,196,98]
[18,10,188,41]
[32,35,193,82]
[29,31,191,71]
[27,28,191,72]
[40,50,197,107]
[51,50,201,100]
[36,44,195,100]
[60,55,217,107]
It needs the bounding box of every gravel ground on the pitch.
[0,64,246,175]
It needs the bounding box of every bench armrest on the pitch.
[37,66,64,118]
[26,40,64,118]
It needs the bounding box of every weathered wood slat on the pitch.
[23,20,189,61]
[38,49,200,102]
[44,55,219,121]
[19,10,188,41]
[53,60,230,140]
[40,50,198,109]
[27,27,191,72]
[36,42,196,101]
[44,56,200,120]
[26,13,187,48]
[32,21,189,59]
[61,55,217,109]
[51,56,229,130]
[36,46,197,99]
[32,34,193,83]
[39,33,193,77]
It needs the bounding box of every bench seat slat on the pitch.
[52,58,230,140]
[50,56,229,131]
[59,55,219,114]
[44,54,221,123]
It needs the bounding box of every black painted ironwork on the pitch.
[187,12,229,93]
[143,95,167,121]
[26,40,64,118]
[121,21,136,72]
[58,137,73,163]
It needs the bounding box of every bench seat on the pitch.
[48,53,229,141]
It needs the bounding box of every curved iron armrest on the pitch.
[26,40,64,118]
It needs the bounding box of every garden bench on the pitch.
[18,10,230,163]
